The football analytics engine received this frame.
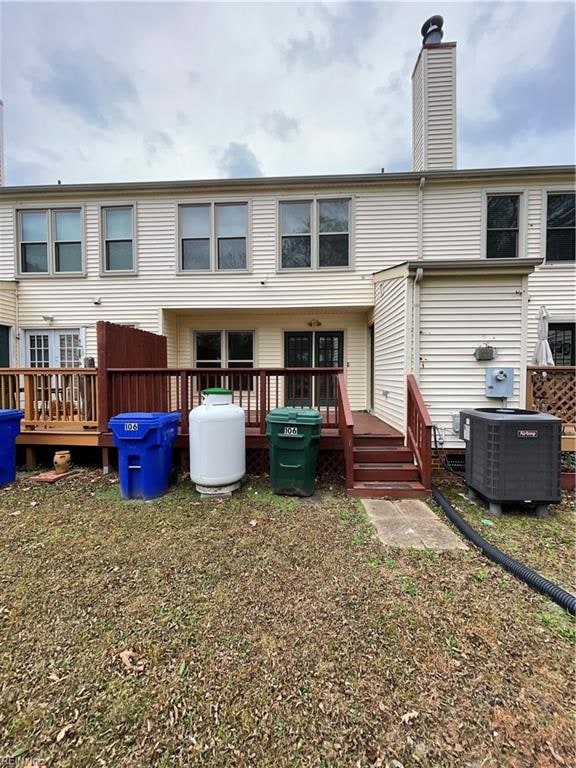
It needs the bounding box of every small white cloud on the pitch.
[216,142,263,178]
[261,110,299,141]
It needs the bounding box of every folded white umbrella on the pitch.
[532,305,555,366]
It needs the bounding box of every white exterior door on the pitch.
[25,329,82,368]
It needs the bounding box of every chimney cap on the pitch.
[421,15,444,45]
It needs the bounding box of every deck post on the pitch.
[259,371,267,434]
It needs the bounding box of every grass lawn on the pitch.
[0,471,574,767]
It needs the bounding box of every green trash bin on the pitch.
[266,407,322,497]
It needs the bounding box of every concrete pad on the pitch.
[361,498,467,551]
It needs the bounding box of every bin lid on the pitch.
[108,412,180,426]
[0,409,24,422]
[266,407,322,425]
[202,388,232,396]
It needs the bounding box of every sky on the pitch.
[0,0,574,186]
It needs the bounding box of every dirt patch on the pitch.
[0,471,574,767]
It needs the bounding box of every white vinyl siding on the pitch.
[527,264,576,359]
[418,274,525,448]
[372,276,410,432]
[412,57,424,172]
[411,45,456,171]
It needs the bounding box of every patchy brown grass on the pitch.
[0,471,574,767]
[435,479,576,593]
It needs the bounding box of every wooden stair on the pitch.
[347,434,428,499]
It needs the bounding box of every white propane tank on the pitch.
[189,388,246,495]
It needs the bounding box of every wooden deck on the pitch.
[352,411,404,438]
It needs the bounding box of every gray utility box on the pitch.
[460,408,561,509]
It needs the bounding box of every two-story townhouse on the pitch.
[0,21,574,495]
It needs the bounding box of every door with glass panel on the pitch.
[284,332,313,406]
[25,330,82,368]
[284,331,343,407]
[315,332,344,406]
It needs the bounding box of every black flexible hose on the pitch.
[432,486,576,616]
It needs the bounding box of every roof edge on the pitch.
[374,258,543,280]
[0,166,574,198]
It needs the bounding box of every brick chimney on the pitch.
[412,16,457,171]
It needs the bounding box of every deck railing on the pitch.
[406,374,433,490]
[526,366,575,425]
[102,367,344,434]
[0,368,98,429]
[337,372,355,489]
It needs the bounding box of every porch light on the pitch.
[307,319,322,328]
[41,315,55,324]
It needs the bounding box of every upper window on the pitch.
[486,194,519,259]
[280,199,350,269]
[548,322,575,366]
[179,202,248,271]
[546,193,575,262]
[103,207,134,272]
[18,209,83,274]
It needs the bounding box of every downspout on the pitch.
[412,176,426,379]
[413,267,423,380]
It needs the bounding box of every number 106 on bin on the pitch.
[283,426,299,436]
[124,423,139,432]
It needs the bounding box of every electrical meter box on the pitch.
[485,367,514,398]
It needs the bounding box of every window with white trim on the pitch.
[194,331,254,368]
[280,199,350,269]
[546,193,575,262]
[548,323,575,365]
[18,208,83,274]
[103,207,134,272]
[486,194,520,259]
[179,202,248,271]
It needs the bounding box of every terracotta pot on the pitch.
[560,471,576,491]
[53,450,72,474]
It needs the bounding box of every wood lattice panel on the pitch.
[528,367,576,426]
[246,448,345,481]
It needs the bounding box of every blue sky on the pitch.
[1,1,574,185]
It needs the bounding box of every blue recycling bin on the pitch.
[108,412,180,500]
[0,409,24,485]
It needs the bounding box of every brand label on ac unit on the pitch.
[517,429,538,438]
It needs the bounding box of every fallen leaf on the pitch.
[545,741,565,765]
[119,649,146,672]
[401,710,419,724]
[56,723,74,742]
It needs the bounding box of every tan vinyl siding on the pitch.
[173,310,368,410]
[0,281,16,325]
[419,274,525,448]
[372,276,410,431]
[161,309,179,367]
[0,205,15,280]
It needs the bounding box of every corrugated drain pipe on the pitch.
[432,486,576,616]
